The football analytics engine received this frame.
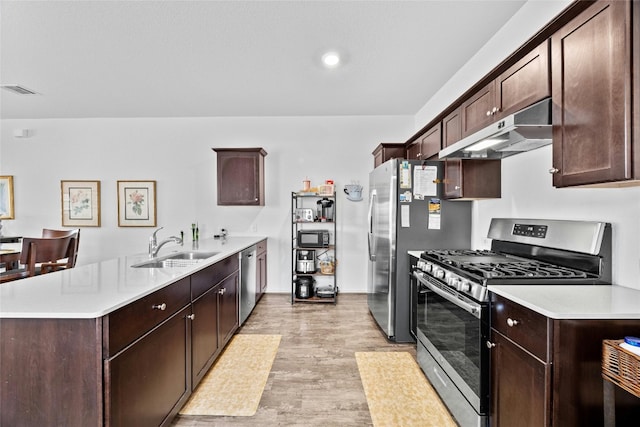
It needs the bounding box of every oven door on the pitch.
[414,271,489,415]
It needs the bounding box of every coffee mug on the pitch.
[344,184,363,201]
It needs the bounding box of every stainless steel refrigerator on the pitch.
[367,158,472,342]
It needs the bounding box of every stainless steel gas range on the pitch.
[411,218,612,427]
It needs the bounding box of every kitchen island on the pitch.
[0,236,266,427]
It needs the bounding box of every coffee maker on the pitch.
[296,250,316,273]
[316,198,334,222]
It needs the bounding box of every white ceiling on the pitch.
[0,0,527,119]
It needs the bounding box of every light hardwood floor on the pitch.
[172,293,418,427]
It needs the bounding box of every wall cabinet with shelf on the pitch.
[441,106,502,200]
[212,148,267,205]
[291,192,337,304]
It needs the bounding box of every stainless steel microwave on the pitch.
[297,230,330,247]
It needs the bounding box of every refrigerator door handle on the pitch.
[367,189,377,261]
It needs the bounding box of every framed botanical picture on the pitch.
[61,180,101,227]
[117,180,156,227]
[0,176,15,219]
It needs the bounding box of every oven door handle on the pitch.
[413,271,481,319]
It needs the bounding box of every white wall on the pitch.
[412,0,640,290]
[0,115,414,293]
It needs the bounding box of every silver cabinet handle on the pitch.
[454,185,461,190]
[152,303,167,311]
[548,168,559,174]
[507,318,519,327]
[486,341,496,348]
[218,288,226,295]
[187,314,195,320]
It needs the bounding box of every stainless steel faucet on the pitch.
[149,227,183,258]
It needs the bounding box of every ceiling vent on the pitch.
[1,85,39,95]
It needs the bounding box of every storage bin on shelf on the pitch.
[602,339,640,398]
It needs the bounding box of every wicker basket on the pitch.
[602,339,640,398]
[319,260,335,274]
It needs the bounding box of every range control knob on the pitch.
[433,268,445,279]
[447,277,460,288]
[458,281,471,293]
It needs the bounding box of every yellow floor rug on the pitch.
[179,334,281,416]
[355,351,457,427]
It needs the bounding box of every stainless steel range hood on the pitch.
[439,98,552,160]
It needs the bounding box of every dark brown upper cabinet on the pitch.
[550,0,638,187]
[442,107,501,200]
[406,123,441,161]
[212,148,267,206]
[372,143,405,168]
[461,39,551,138]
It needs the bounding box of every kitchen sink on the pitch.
[165,251,219,260]
[131,251,219,268]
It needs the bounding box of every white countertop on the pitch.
[0,236,265,319]
[489,285,640,320]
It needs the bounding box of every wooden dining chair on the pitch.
[42,228,80,268]
[0,235,75,283]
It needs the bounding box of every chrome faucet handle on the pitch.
[149,227,164,257]
[151,227,164,242]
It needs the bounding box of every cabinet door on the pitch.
[496,39,550,118]
[218,271,239,346]
[444,159,501,199]
[257,250,267,296]
[550,0,632,187]
[105,306,190,427]
[461,81,496,137]
[406,141,421,161]
[490,330,550,427]
[191,287,219,387]
[214,149,266,205]
[420,123,442,160]
[442,107,462,148]
[443,159,463,198]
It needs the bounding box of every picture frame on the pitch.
[117,180,156,227]
[0,176,15,219]
[61,180,101,227]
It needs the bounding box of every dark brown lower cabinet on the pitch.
[490,329,550,427]
[191,285,220,385]
[0,318,103,427]
[105,305,191,427]
[0,257,241,427]
[218,271,239,345]
[490,293,640,427]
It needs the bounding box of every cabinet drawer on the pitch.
[491,293,550,361]
[191,255,239,300]
[256,239,267,255]
[105,278,191,356]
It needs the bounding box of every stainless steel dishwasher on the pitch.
[239,245,257,325]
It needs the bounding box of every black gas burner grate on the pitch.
[464,262,588,279]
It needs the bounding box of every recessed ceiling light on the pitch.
[321,51,341,68]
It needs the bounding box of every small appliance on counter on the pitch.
[296,250,316,273]
[295,276,315,299]
[316,198,334,222]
